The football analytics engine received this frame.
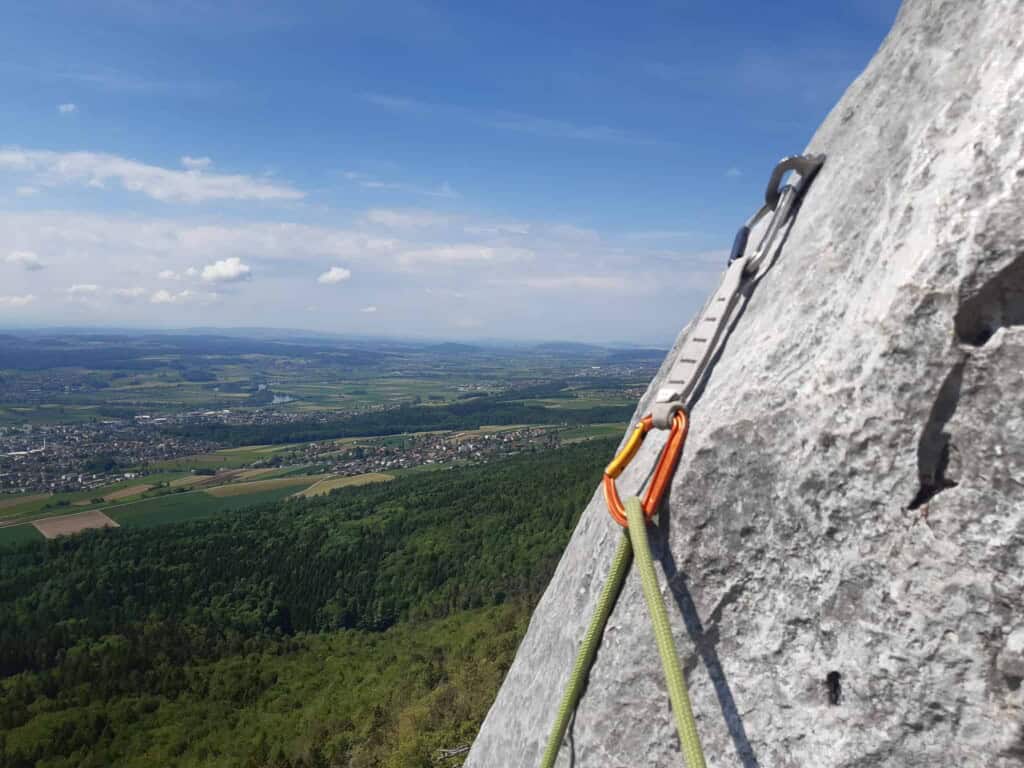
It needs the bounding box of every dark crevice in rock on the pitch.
[908,361,965,510]
[954,252,1024,346]
[826,671,843,705]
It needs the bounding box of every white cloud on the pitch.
[463,223,530,236]
[547,224,600,243]
[68,283,100,294]
[0,207,716,341]
[0,148,304,203]
[6,250,45,271]
[0,212,400,275]
[317,266,352,285]
[0,294,35,307]
[181,155,212,170]
[365,209,449,229]
[113,286,146,298]
[158,269,179,280]
[360,305,377,313]
[201,257,250,283]
[15,186,39,197]
[397,245,532,269]
[150,288,211,304]
[57,103,77,114]
[725,167,743,178]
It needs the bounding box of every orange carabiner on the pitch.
[603,410,689,527]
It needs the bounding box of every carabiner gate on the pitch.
[603,410,689,527]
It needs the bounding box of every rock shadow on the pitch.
[653,511,762,768]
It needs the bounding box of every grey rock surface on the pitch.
[466,1,1024,766]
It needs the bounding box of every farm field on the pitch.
[34,509,119,539]
[107,487,304,529]
[152,446,276,471]
[0,471,407,542]
[102,483,156,501]
[558,422,628,442]
[0,472,186,524]
[296,472,394,498]
[205,476,321,497]
[0,492,48,510]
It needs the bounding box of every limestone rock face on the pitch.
[466,1,1024,766]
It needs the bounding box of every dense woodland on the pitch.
[0,438,615,768]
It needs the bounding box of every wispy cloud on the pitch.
[0,148,304,203]
[343,171,458,199]
[725,167,742,178]
[0,294,35,308]
[57,103,77,114]
[463,222,530,237]
[505,275,625,292]
[68,283,100,295]
[5,250,45,271]
[0,60,203,92]
[365,209,450,229]
[181,155,212,170]
[360,305,378,313]
[397,245,532,269]
[150,288,215,305]
[363,92,661,146]
[67,284,101,303]
[489,113,659,145]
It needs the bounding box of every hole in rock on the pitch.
[954,252,1024,346]
[825,670,842,705]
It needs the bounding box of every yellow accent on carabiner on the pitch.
[604,421,647,479]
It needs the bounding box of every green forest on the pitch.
[0,438,616,768]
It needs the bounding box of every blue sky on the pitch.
[0,0,901,344]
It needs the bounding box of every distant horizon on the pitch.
[0,323,674,350]
[2,1,899,342]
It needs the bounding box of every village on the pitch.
[0,410,574,494]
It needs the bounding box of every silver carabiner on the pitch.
[764,154,826,210]
[728,154,824,266]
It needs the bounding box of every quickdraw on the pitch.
[602,410,688,526]
[650,153,825,430]
[541,152,825,768]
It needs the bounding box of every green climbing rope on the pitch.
[624,495,707,768]
[539,529,632,768]
[539,496,706,768]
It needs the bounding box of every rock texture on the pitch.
[466,1,1024,766]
